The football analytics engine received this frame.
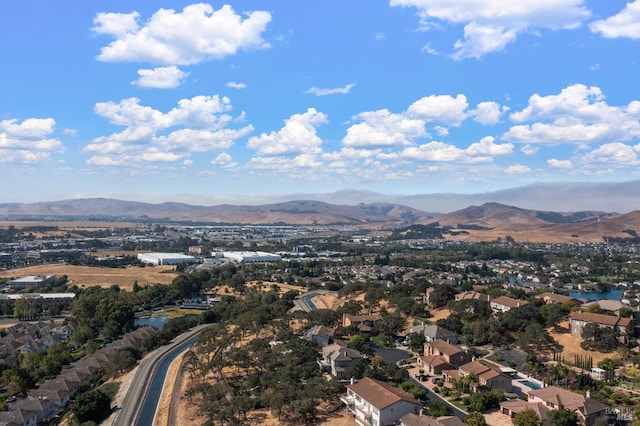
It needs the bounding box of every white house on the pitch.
[342,377,424,426]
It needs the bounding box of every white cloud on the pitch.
[407,94,468,126]
[343,109,427,148]
[590,0,640,39]
[504,84,640,144]
[421,43,440,55]
[580,142,640,166]
[0,118,63,164]
[465,136,513,156]
[521,144,538,155]
[471,101,508,125]
[375,32,386,40]
[399,142,465,162]
[0,118,56,139]
[247,154,322,171]
[246,108,328,155]
[0,149,50,164]
[453,22,518,60]
[505,164,531,174]
[305,83,355,96]
[141,151,183,162]
[211,152,237,168]
[227,82,247,89]
[84,94,252,166]
[132,66,189,88]
[93,4,271,65]
[390,0,590,59]
[547,158,573,169]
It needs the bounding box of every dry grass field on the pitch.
[549,321,613,365]
[0,264,178,291]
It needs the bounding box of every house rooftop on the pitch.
[347,377,422,411]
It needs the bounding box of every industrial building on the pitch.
[7,275,56,290]
[137,252,197,266]
[221,251,282,263]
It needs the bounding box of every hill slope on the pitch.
[0,198,431,226]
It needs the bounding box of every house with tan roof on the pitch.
[490,296,529,314]
[454,291,490,303]
[569,311,633,338]
[423,340,472,368]
[499,386,608,426]
[305,325,335,347]
[343,314,383,333]
[410,324,458,344]
[400,413,465,426]
[444,361,512,392]
[536,292,582,307]
[342,377,424,426]
[319,343,364,380]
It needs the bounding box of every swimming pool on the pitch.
[518,380,541,389]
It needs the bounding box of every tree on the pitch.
[429,284,456,308]
[547,409,578,426]
[427,401,451,417]
[465,412,488,426]
[513,409,541,426]
[73,389,112,423]
[408,332,426,353]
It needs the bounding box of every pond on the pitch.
[134,314,169,329]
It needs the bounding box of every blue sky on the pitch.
[2,0,640,204]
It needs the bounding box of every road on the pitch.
[113,324,210,426]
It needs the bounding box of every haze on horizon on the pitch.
[2,1,640,204]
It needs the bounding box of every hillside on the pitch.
[423,203,639,243]
[0,198,432,226]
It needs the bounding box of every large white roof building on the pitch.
[137,253,197,265]
[221,251,282,263]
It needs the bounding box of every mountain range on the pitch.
[2,180,640,242]
[2,195,640,243]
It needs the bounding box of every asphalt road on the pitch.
[113,324,210,426]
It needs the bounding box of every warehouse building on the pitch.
[7,275,56,290]
[137,252,197,266]
[221,251,282,263]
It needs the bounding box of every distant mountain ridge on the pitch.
[2,191,640,242]
[424,202,640,242]
[0,198,432,226]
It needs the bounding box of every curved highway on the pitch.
[113,324,210,426]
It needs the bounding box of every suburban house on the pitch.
[500,386,609,426]
[342,377,424,426]
[581,299,634,317]
[568,311,633,338]
[305,325,335,347]
[535,292,582,307]
[12,398,58,424]
[423,340,473,369]
[318,343,364,380]
[490,296,529,314]
[410,324,458,344]
[417,354,454,377]
[442,361,512,392]
[400,413,465,426]
[343,314,383,333]
[454,291,491,303]
[0,408,38,426]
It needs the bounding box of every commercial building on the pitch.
[221,251,282,263]
[137,253,197,266]
[7,275,56,290]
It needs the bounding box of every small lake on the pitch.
[135,314,169,329]
[567,289,624,301]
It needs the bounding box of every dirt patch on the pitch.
[548,322,612,365]
[429,308,451,322]
[0,264,178,291]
